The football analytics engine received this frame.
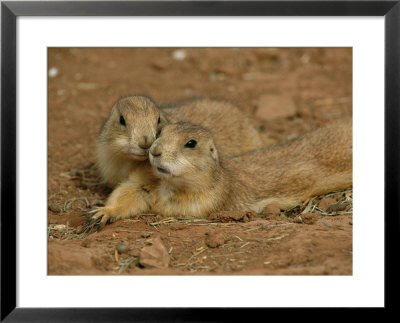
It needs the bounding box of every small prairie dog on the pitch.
[86,119,352,228]
[96,95,263,187]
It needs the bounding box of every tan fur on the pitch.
[97,96,160,187]
[87,119,352,228]
[221,118,353,212]
[96,96,263,187]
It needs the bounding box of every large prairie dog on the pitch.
[86,119,352,228]
[96,95,263,187]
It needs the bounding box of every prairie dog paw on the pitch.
[82,207,122,231]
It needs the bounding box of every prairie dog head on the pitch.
[149,122,220,186]
[99,95,166,160]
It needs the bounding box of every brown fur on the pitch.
[86,119,352,228]
[96,96,263,187]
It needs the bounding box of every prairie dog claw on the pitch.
[82,207,120,232]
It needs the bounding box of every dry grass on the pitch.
[283,186,353,219]
[49,186,353,244]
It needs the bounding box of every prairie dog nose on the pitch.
[150,144,162,157]
[138,136,152,149]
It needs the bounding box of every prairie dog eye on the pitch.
[158,116,161,124]
[120,115,126,126]
[184,139,197,148]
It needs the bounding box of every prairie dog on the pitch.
[96,95,263,187]
[86,119,352,228]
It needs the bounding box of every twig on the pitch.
[149,217,177,225]
[267,234,288,241]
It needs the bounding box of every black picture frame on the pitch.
[1,1,399,321]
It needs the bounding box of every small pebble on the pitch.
[301,212,318,225]
[48,67,58,77]
[172,49,187,61]
[139,237,170,268]
[318,197,337,212]
[326,202,348,213]
[205,231,226,248]
[208,210,255,223]
[116,242,129,254]
[262,204,281,217]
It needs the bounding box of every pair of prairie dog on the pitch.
[88,95,352,229]
[97,95,263,188]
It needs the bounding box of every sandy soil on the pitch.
[47,48,352,275]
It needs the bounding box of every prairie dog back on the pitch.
[162,99,263,156]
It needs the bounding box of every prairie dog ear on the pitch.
[156,111,168,138]
[158,110,169,124]
[110,103,119,118]
[209,142,219,162]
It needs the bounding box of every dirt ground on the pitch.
[47,48,352,275]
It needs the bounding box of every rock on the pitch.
[255,95,297,120]
[301,212,319,225]
[208,210,256,223]
[48,67,58,77]
[262,204,281,217]
[172,49,187,61]
[326,202,348,213]
[205,231,226,248]
[318,197,337,212]
[115,242,129,254]
[139,237,170,268]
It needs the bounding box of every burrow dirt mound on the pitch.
[48,48,352,275]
